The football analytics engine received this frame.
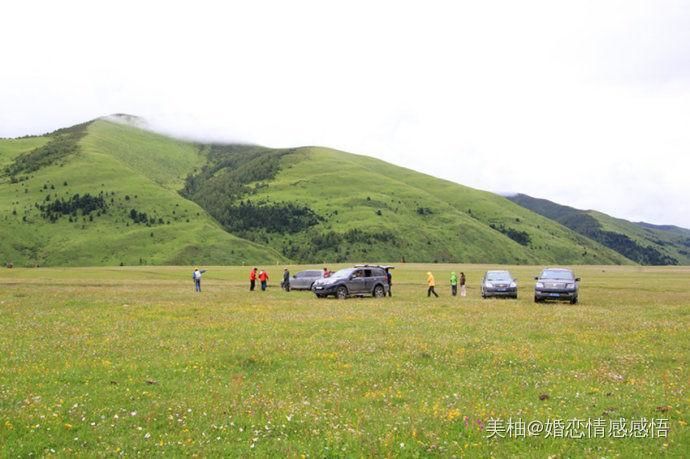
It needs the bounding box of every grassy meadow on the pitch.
[1,264,688,457]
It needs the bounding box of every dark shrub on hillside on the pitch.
[41,193,108,222]
[490,223,531,246]
[222,201,322,234]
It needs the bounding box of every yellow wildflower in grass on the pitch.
[446,408,461,421]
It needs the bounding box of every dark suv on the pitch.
[534,268,580,304]
[312,266,389,299]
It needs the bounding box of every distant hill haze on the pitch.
[0,115,684,266]
[507,194,690,265]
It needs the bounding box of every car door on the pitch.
[363,269,375,293]
[349,269,366,294]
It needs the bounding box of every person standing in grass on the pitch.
[386,268,392,297]
[259,269,269,291]
[460,272,467,297]
[282,267,291,292]
[249,267,258,291]
[192,268,207,292]
[427,271,439,297]
[450,271,458,296]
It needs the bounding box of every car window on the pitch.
[541,270,574,280]
[331,268,354,279]
[487,272,511,281]
[364,269,373,277]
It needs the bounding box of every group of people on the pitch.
[249,267,270,291]
[192,267,465,297]
[426,271,466,297]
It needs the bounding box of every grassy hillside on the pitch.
[1,116,646,266]
[508,194,690,265]
[0,119,284,267]
[184,145,631,264]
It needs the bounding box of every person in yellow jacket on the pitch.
[427,272,439,297]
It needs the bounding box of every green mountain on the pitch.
[507,194,690,265]
[1,116,633,266]
[0,118,284,266]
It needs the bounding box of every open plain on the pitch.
[1,264,688,456]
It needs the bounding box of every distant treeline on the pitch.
[509,194,679,265]
[222,200,322,234]
[182,144,322,236]
[282,228,400,262]
[6,122,91,177]
[489,223,531,246]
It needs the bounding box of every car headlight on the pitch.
[536,282,544,288]
[510,282,517,288]
[566,283,575,289]
[484,282,493,288]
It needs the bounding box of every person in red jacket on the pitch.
[258,270,269,291]
[249,267,258,291]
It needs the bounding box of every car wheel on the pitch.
[534,296,541,303]
[336,286,348,300]
[373,285,385,298]
[570,296,578,304]
[315,294,325,298]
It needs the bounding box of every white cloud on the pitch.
[2,0,689,227]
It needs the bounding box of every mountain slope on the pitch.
[0,119,284,266]
[1,116,650,267]
[183,145,632,265]
[507,194,690,265]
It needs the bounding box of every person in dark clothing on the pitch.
[192,268,207,292]
[282,267,291,291]
[460,272,467,297]
[386,269,392,297]
[249,267,258,291]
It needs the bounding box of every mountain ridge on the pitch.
[0,116,682,266]
[507,193,690,265]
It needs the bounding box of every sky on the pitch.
[2,0,690,227]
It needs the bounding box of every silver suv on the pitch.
[534,268,580,304]
[312,266,389,299]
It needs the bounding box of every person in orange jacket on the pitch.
[249,267,258,291]
[427,271,439,297]
[258,269,269,291]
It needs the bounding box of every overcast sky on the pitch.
[2,0,689,227]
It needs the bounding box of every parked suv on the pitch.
[312,266,389,299]
[481,270,518,299]
[534,268,580,304]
